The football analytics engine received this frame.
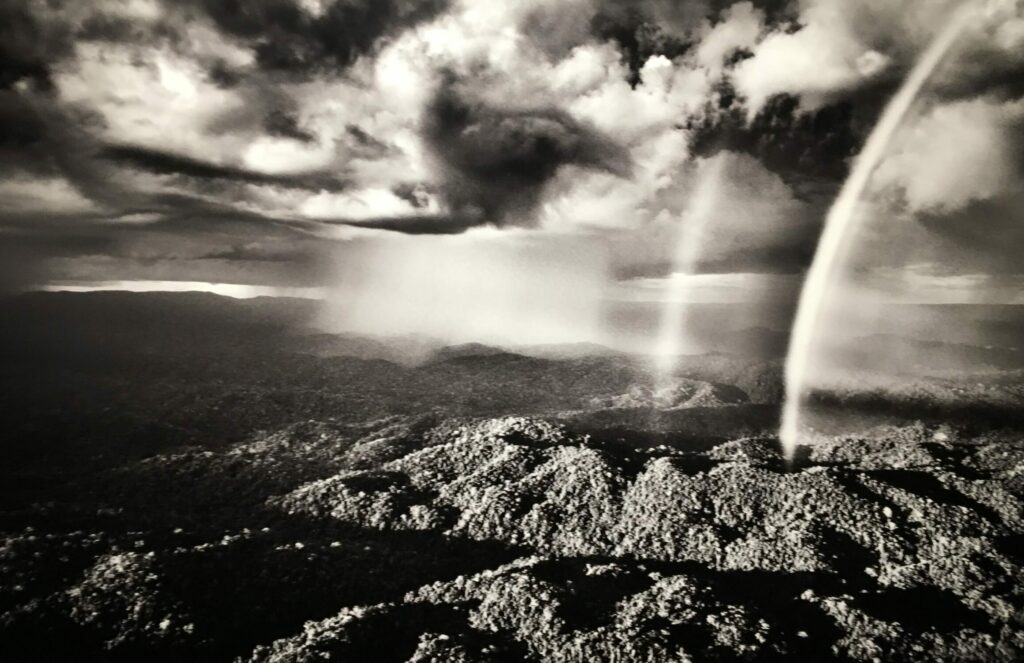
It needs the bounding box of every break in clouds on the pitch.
[1,0,1023,347]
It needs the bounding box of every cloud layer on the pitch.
[0,0,1020,328]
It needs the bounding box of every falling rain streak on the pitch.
[654,155,727,384]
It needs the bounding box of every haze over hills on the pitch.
[3,293,1023,450]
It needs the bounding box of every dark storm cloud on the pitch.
[0,190,312,240]
[0,0,74,92]
[117,195,274,228]
[0,0,187,94]
[390,182,437,208]
[589,9,691,87]
[422,76,632,227]
[0,92,49,149]
[689,90,869,185]
[525,0,796,86]
[207,60,246,88]
[346,125,391,157]
[934,50,1024,103]
[100,144,349,192]
[0,0,453,96]
[195,243,315,263]
[0,91,141,213]
[339,214,481,235]
[263,110,316,143]
[188,0,448,74]
[0,198,328,290]
[111,215,329,285]
[0,130,329,289]
[76,11,183,46]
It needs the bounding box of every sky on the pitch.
[1,0,1022,345]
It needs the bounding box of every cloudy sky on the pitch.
[1,0,1022,344]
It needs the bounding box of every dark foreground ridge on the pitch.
[3,416,1022,662]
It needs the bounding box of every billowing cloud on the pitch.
[838,92,1024,292]
[873,97,1024,214]
[100,144,349,192]
[0,0,1020,321]
[732,4,892,116]
[733,0,1024,116]
[695,1,765,71]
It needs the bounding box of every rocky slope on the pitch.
[6,416,1018,661]
[254,418,1023,662]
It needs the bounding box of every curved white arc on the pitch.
[779,5,978,460]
